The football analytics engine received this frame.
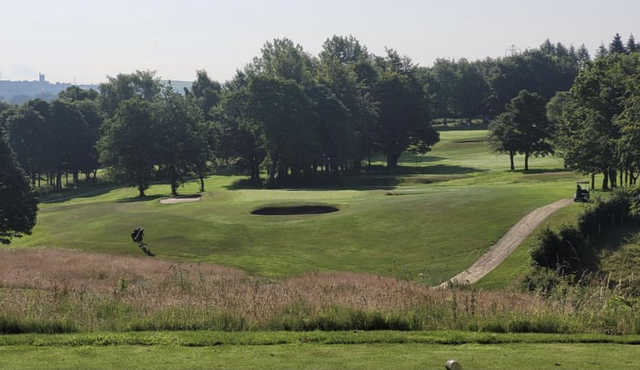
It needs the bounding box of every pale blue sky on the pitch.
[1,0,638,83]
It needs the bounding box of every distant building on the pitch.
[38,73,45,82]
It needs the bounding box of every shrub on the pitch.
[531,191,635,276]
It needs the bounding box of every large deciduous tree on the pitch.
[154,87,204,195]
[0,130,38,244]
[507,90,554,170]
[488,112,519,170]
[211,76,265,184]
[247,74,315,183]
[489,90,553,171]
[98,98,157,197]
[374,55,437,168]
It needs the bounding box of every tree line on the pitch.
[1,36,441,195]
[488,33,640,184]
[554,36,640,190]
[3,33,636,200]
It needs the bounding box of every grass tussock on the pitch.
[1,248,640,335]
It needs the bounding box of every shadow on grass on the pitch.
[368,164,483,175]
[515,168,569,175]
[399,154,447,163]
[225,177,399,191]
[117,194,166,203]
[40,185,119,204]
[226,164,482,191]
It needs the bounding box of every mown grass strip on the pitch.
[2,330,640,347]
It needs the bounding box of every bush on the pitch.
[531,191,635,275]
[531,226,592,274]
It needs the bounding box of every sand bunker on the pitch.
[160,196,201,204]
[251,205,339,215]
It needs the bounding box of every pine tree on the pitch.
[597,43,609,59]
[627,34,638,53]
[609,33,626,54]
[0,130,38,244]
[577,44,591,67]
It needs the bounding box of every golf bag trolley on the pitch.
[131,226,154,256]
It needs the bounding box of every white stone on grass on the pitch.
[445,359,462,370]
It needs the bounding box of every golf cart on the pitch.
[574,181,590,202]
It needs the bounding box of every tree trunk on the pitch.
[250,161,260,184]
[609,168,617,188]
[138,185,146,198]
[602,171,609,191]
[199,177,205,193]
[171,181,178,196]
[509,151,515,171]
[169,167,178,196]
[386,153,399,169]
[524,152,530,171]
[353,158,362,174]
[591,173,595,191]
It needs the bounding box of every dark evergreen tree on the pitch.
[609,33,627,54]
[577,45,591,67]
[597,43,609,59]
[627,34,638,53]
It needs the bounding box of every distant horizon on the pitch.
[0,34,623,86]
[2,1,638,84]
[0,77,193,85]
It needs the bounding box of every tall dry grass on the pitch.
[0,248,638,334]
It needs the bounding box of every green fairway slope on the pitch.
[12,130,580,284]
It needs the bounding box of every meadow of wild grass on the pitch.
[2,248,640,335]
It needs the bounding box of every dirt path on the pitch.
[438,198,573,288]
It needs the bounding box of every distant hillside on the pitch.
[0,80,193,105]
[0,80,98,104]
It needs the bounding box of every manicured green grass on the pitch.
[2,331,640,369]
[4,343,640,369]
[11,130,581,284]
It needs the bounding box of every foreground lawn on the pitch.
[3,330,640,370]
[12,130,581,284]
[4,343,640,369]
